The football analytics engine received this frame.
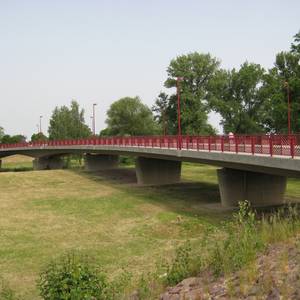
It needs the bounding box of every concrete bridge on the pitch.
[1,135,300,207]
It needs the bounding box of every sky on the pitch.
[0,0,299,138]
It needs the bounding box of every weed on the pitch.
[164,241,192,286]
[37,252,107,300]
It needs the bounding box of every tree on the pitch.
[31,132,48,142]
[104,96,158,136]
[48,100,92,140]
[209,62,266,134]
[1,134,26,144]
[0,127,4,143]
[291,30,300,54]
[162,52,219,135]
[261,32,300,133]
[152,92,169,135]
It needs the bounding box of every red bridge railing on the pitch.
[0,135,299,158]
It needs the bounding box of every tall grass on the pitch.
[135,201,300,298]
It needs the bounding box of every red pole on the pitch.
[177,77,183,150]
[39,115,43,133]
[93,103,97,136]
[162,110,166,136]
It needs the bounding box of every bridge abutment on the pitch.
[217,168,287,207]
[33,156,64,170]
[136,157,181,185]
[84,154,119,171]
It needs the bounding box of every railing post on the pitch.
[235,136,238,153]
[290,136,295,158]
[221,136,224,152]
[251,136,255,155]
[269,136,273,157]
[208,136,211,152]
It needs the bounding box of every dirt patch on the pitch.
[160,235,300,299]
[1,154,33,163]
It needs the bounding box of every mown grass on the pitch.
[0,156,300,299]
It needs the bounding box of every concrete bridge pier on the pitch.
[84,154,119,171]
[217,168,287,207]
[33,156,64,170]
[136,157,181,185]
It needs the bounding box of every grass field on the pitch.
[0,156,300,298]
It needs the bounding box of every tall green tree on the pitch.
[152,92,169,135]
[48,100,91,140]
[31,132,48,142]
[162,52,219,135]
[104,96,158,136]
[0,127,4,143]
[261,31,300,133]
[209,62,266,134]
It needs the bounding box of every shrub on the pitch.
[165,241,192,286]
[37,252,107,300]
[210,201,264,276]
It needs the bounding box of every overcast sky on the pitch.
[0,0,299,138]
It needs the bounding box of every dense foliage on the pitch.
[48,100,91,140]
[31,132,48,142]
[153,52,219,135]
[153,30,300,135]
[1,134,26,144]
[102,96,158,136]
[209,62,266,133]
[38,253,107,300]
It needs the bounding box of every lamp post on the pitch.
[176,77,184,149]
[92,103,97,136]
[39,115,43,133]
[284,81,291,135]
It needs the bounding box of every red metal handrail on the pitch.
[0,134,299,158]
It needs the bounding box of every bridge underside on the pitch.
[33,156,64,170]
[84,154,119,171]
[0,146,296,208]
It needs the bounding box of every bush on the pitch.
[165,241,192,286]
[37,252,107,300]
[210,201,264,276]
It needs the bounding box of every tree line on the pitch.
[0,30,299,144]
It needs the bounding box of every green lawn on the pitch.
[0,157,299,299]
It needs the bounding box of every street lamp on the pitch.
[39,115,43,133]
[92,103,97,135]
[284,81,291,135]
[176,77,184,149]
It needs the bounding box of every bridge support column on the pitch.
[217,168,287,207]
[136,157,181,185]
[33,156,64,170]
[84,154,119,171]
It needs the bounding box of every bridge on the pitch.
[1,134,300,207]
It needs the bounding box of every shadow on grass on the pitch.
[0,167,33,172]
[70,167,230,223]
